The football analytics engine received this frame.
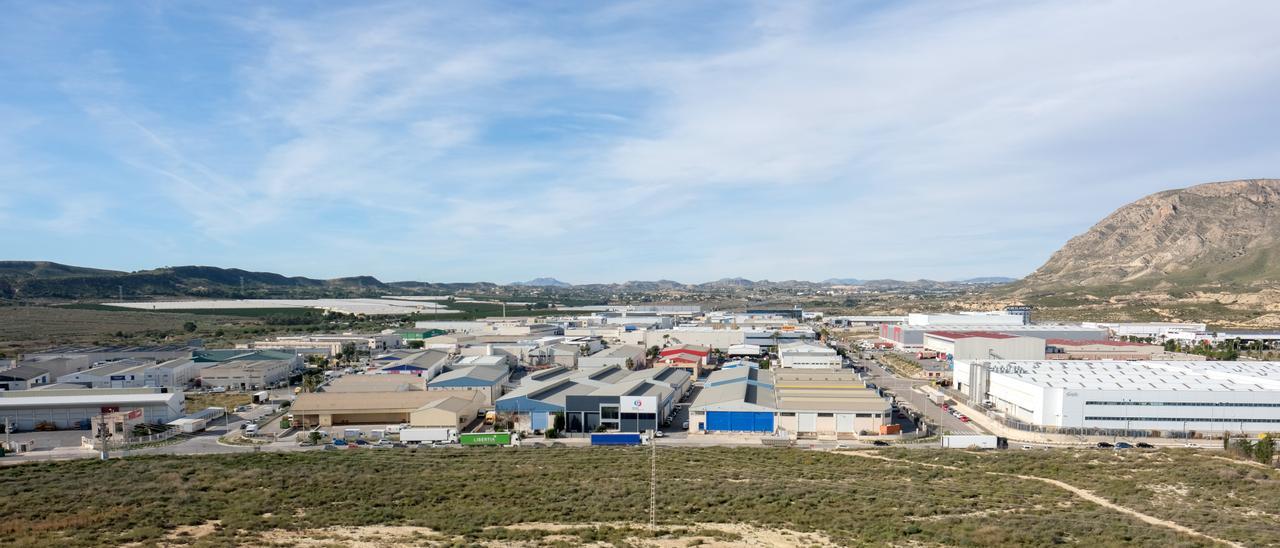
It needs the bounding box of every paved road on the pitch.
[859,359,984,435]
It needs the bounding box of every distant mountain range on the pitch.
[0,261,1015,300]
[510,277,572,287]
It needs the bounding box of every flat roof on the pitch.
[926,331,1019,340]
[293,391,477,414]
[1045,339,1156,347]
[964,360,1280,392]
[324,375,425,393]
[0,391,180,408]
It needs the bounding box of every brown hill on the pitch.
[1014,179,1280,293]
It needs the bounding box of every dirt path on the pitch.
[836,451,1244,548]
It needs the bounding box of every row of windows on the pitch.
[1085,416,1280,423]
[1086,401,1280,408]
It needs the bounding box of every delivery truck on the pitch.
[399,427,458,444]
[942,434,1006,449]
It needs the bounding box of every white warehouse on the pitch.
[922,331,1046,361]
[777,342,842,369]
[954,360,1280,434]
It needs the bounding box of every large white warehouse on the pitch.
[954,360,1280,434]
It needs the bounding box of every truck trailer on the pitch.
[400,427,457,444]
[590,433,644,446]
[942,434,1006,449]
[459,432,513,446]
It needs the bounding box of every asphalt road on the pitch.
[859,358,984,435]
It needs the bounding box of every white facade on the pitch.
[778,342,842,369]
[1083,322,1207,340]
[907,312,1024,327]
[923,333,1046,361]
[955,360,1280,434]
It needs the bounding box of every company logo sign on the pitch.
[621,396,657,413]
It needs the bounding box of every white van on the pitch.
[244,424,259,436]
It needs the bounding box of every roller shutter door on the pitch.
[531,412,549,431]
[706,411,732,431]
[836,414,856,432]
[798,413,818,432]
[706,411,773,432]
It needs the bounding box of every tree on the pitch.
[625,357,635,370]
[308,431,323,445]
[1255,435,1275,465]
[182,321,197,333]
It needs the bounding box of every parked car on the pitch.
[1184,442,1201,448]
[682,421,689,429]
[1020,444,1033,450]
[653,430,665,438]
[1115,442,1133,449]
[1096,442,1114,448]
[1136,442,1154,449]
[872,440,890,447]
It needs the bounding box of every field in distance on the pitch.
[1,447,1276,547]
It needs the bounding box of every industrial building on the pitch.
[954,360,1280,434]
[0,366,52,391]
[1044,339,1204,361]
[0,387,185,431]
[194,349,300,391]
[495,365,692,433]
[427,364,511,403]
[655,345,710,377]
[687,368,891,439]
[17,344,200,379]
[907,312,1025,326]
[878,324,1110,350]
[577,345,647,371]
[57,360,157,389]
[323,374,426,393]
[374,350,453,379]
[290,390,486,428]
[1083,322,1207,340]
[922,332,1046,361]
[777,341,842,369]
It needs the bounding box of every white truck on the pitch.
[942,434,1003,449]
[399,427,458,445]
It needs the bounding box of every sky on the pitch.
[1,1,1278,284]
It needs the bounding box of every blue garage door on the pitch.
[531,412,549,431]
[706,411,773,432]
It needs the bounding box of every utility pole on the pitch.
[97,414,111,461]
[650,411,657,530]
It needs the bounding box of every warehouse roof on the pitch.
[965,360,1280,392]
[194,349,296,362]
[1045,339,1154,347]
[292,391,469,414]
[926,331,1018,340]
[62,360,154,377]
[0,365,52,381]
[429,365,509,387]
[324,375,425,393]
[0,389,181,408]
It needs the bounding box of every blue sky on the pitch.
[2,1,1278,284]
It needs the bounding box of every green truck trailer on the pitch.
[459,432,513,446]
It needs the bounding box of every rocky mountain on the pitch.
[1014,178,1280,293]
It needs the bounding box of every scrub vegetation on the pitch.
[2,447,1275,547]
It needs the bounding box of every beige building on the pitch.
[1044,339,1207,361]
[199,359,293,391]
[324,374,426,393]
[688,366,891,440]
[291,390,485,428]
